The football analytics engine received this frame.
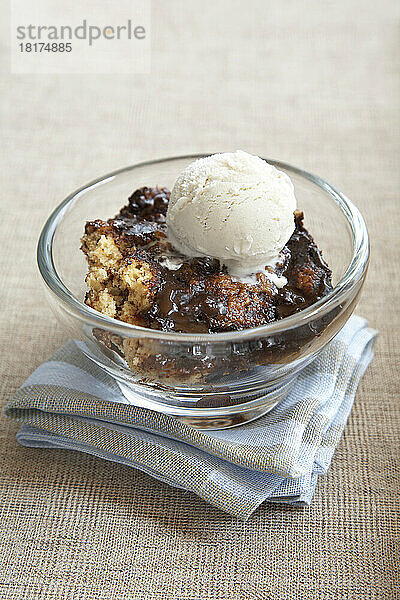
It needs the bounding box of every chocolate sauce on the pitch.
[117,186,169,223]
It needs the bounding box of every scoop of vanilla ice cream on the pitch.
[166,150,296,277]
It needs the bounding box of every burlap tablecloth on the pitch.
[1,1,398,598]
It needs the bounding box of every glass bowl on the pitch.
[37,155,369,429]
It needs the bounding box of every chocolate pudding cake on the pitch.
[81,184,333,382]
[82,186,332,333]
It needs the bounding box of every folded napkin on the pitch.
[4,315,376,520]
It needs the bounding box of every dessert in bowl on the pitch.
[37,152,369,429]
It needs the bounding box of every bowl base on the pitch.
[175,398,282,429]
[117,379,293,430]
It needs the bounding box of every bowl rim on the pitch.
[37,154,370,342]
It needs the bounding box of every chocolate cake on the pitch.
[81,187,333,382]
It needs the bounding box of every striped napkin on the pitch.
[4,315,376,520]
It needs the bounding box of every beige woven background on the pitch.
[1,1,399,598]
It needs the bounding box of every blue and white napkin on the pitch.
[4,315,377,519]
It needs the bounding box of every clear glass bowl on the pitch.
[37,155,369,429]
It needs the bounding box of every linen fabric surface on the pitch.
[4,316,377,520]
